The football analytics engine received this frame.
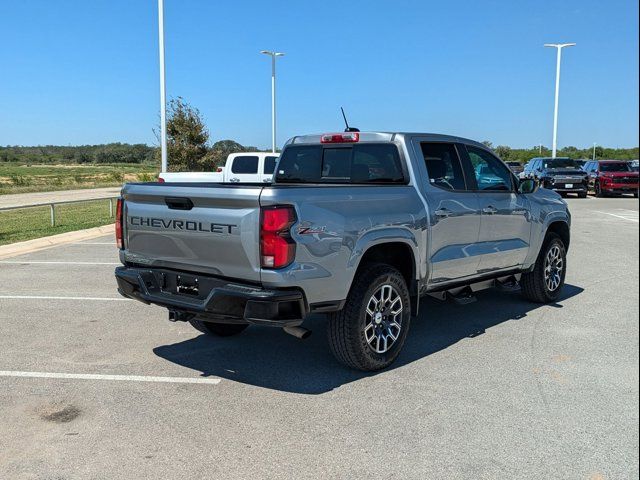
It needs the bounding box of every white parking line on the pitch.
[595,211,639,223]
[73,242,116,246]
[0,295,129,301]
[0,261,120,265]
[0,371,221,385]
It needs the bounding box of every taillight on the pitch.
[320,132,359,143]
[260,206,296,269]
[158,176,165,183]
[216,166,223,173]
[115,198,124,249]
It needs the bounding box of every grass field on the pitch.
[0,199,115,245]
[0,162,158,195]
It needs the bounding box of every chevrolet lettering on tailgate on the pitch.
[129,216,238,235]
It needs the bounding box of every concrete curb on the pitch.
[0,224,115,260]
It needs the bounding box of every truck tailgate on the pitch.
[121,183,264,282]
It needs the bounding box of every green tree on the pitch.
[207,140,246,167]
[163,97,212,172]
[494,145,512,161]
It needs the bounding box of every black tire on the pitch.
[521,233,567,303]
[595,182,606,198]
[634,191,638,198]
[189,319,248,337]
[327,263,411,371]
[578,192,587,198]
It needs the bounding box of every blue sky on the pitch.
[0,0,638,149]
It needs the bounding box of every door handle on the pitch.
[482,206,498,215]
[165,197,194,211]
[435,208,453,218]
[229,178,240,183]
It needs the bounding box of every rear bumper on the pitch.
[115,266,307,327]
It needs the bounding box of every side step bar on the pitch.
[449,287,477,305]
[427,274,522,304]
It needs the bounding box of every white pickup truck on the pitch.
[159,152,279,183]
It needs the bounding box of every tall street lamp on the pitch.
[158,0,168,172]
[544,43,576,158]
[260,50,285,153]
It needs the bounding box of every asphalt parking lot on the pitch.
[0,196,638,480]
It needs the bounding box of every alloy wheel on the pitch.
[544,244,564,292]
[364,284,403,354]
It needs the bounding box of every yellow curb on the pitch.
[0,224,115,260]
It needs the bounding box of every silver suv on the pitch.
[115,132,571,371]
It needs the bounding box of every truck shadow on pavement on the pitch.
[154,284,583,395]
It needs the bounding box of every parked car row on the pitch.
[513,157,638,198]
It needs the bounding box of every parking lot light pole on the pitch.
[544,43,576,158]
[260,50,285,153]
[593,143,597,161]
[158,0,168,172]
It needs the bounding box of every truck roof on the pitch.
[226,152,279,159]
[286,132,491,151]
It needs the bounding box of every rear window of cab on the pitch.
[275,144,406,184]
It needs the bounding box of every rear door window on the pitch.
[231,156,259,174]
[420,142,467,191]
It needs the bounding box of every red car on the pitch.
[583,160,639,197]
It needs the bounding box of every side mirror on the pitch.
[518,178,538,194]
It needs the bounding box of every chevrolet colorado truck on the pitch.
[115,132,571,371]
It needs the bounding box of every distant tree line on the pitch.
[2,97,637,169]
[482,141,639,164]
[0,143,157,164]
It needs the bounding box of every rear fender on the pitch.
[348,228,421,296]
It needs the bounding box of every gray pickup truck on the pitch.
[115,132,571,371]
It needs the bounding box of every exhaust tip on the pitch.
[283,326,311,340]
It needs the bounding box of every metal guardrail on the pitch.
[0,197,119,226]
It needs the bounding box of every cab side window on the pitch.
[420,143,467,191]
[231,156,259,174]
[466,146,514,192]
[264,156,278,174]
